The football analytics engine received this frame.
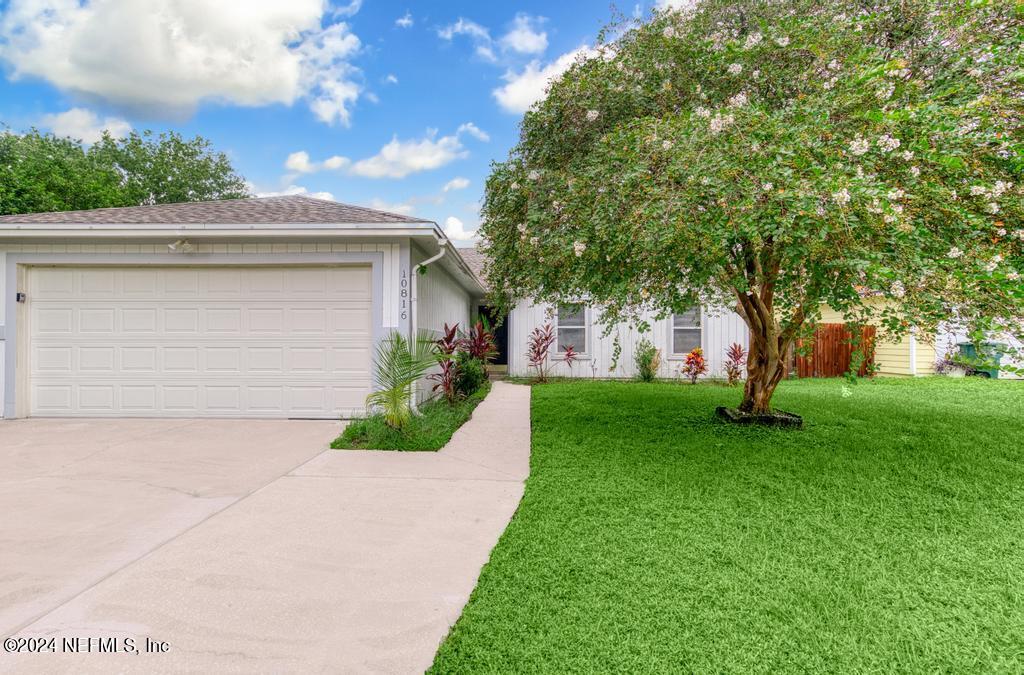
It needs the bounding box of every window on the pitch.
[672,309,702,355]
[556,306,586,354]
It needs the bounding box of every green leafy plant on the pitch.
[0,128,249,216]
[455,352,487,397]
[634,339,661,382]
[478,0,1024,414]
[366,331,438,430]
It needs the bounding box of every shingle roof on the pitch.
[457,246,489,288]
[0,195,429,225]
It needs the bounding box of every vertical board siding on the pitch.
[413,251,471,337]
[509,300,749,380]
[795,324,876,378]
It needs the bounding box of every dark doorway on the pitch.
[479,305,509,366]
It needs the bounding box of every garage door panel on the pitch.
[81,347,116,372]
[28,266,373,418]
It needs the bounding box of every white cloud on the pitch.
[443,216,478,242]
[284,150,350,174]
[438,17,490,42]
[443,177,470,192]
[322,155,349,170]
[656,0,698,9]
[257,185,335,201]
[438,17,496,62]
[0,0,364,126]
[39,107,131,144]
[395,11,413,28]
[367,198,415,215]
[332,0,362,17]
[499,14,547,55]
[493,46,596,113]
[350,124,487,179]
[285,151,317,174]
[457,122,490,142]
[385,74,399,85]
[296,21,363,125]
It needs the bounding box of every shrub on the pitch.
[724,343,747,386]
[680,347,707,384]
[527,323,556,382]
[562,344,579,373]
[462,320,498,373]
[455,352,487,397]
[366,331,438,429]
[634,339,661,382]
[430,323,461,404]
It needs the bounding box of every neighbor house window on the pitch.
[671,309,702,355]
[556,306,587,355]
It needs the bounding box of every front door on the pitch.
[480,305,508,366]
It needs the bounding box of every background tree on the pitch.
[0,128,250,215]
[480,0,1023,414]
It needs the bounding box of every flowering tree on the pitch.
[479,0,1023,414]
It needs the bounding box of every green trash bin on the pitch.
[957,342,1006,379]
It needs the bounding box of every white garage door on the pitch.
[27,266,373,418]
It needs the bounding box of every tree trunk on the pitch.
[739,336,787,414]
[734,294,792,414]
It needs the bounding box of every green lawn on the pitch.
[332,382,491,451]
[431,378,1024,672]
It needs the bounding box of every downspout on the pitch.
[908,327,918,376]
[409,236,449,409]
[410,237,449,342]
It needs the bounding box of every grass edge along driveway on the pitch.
[431,378,1024,673]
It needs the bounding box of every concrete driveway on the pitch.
[1,419,341,638]
[0,382,530,673]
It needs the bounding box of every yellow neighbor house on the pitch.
[818,299,938,377]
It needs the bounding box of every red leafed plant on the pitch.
[429,323,461,403]
[681,347,707,384]
[724,342,747,386]
[462,319,498,374]
[527,323,556,382]
[562,344,578,372]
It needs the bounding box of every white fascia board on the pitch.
[0,225,445,240]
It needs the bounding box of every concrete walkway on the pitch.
[1,382,531,674]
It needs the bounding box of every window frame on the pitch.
[668,307,703,359]
[553,304,590,360]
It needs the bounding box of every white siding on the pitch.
[508,300,749,380]
[414,249,471,336]
[937,322,1024,380]
[410,247,475,404]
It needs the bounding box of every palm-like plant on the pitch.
[366,331,438,429]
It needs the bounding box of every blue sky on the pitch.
[0,1,676,246]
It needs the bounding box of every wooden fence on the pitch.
[794,324,877,378]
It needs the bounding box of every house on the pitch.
[462,247,1023,380]
[0,196,485,419]
[459,247,750,380]
[817,300,936,377]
